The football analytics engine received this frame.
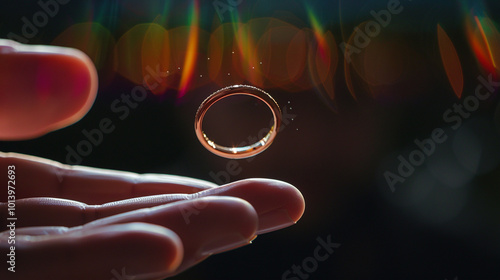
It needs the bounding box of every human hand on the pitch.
[0,40,305,280]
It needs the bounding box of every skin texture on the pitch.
[0,40,305,280]
[0,39,98,140]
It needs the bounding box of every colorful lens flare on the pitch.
[44,0,500,109]
[461,0,499,78]
[178,0,200,98]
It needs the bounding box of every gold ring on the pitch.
[195,85,282,159]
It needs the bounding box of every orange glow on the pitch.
[257,23,308,90]
[469,33,494,74]
[178,1,200,98]
[208,23,245,87]
[141,23,170,95]
[343,21,423,102]
[307,6,329,63]
[465,14,500,77]
[437,24,463,98]
[313,31,338,110]
[309,30,338,102]
[475,16,497,69]
[286,29,313,92]
[233,18,265,87]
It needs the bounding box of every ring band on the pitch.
[195,85,282,159]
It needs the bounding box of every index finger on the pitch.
[0,152,217,204]
[0,39,98,140]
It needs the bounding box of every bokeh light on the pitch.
[307,5,338,111]
[464,3,500,78]
[178,0,200,98]
[115,23,164,86]
[208,22,246,86]
[45,1,343,107]
[3,1,500,278]
[52,22,116,86]
[140,22,171,95]
[43,0,500,110]
[437,24,464,98]
[343,21,423,103]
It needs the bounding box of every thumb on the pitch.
[0,39,98,140]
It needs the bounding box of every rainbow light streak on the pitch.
[306,5,328,61]
[178,0,200,98]
[467,31,494,75]
[475,16,497,69]
[463,1,498,77]
[158,2,171,26]
[466,15,496,75]
[230,12,261,84]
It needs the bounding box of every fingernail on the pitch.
[257,209,296,235]
[200,233,253,256]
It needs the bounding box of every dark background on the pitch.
[1,0,500,279]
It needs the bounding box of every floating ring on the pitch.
[195,85,282,159]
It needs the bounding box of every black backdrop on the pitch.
[1,0,500,279]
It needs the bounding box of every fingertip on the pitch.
[210,179,306,233]
[221,178,305,221]
[102,223,184,274]
[258,178,306,223]
[74,223,184,278]
[13,223,184,280]
[0,40,98,140]
[51,46,98,134]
